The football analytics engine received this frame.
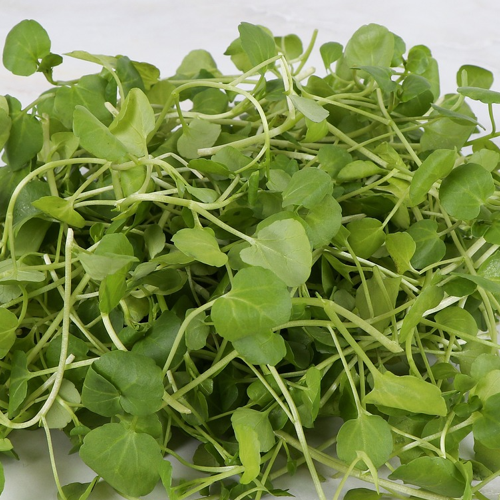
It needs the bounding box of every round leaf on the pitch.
[211,267,292,341]
[3,20,51,76]
[337,414,393,468]
[80,423,162,497]
[439,163,494,220]
[344,24,394,68]
[241,219,312,287]
[233,330,286,366]
[82,350,164,416]
[346,218,385,259]
[172,227,227,267]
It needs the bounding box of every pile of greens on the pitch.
[1,18,500,500]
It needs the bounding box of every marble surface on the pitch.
[1,1,500,498]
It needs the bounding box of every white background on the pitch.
[2,1,500,499]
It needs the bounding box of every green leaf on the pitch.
[2,19,51,76]
[439,163,494,220]
[357,66,397,93]
[82,350,164,416]
[188,158,230,176]
[240,219,312,287]
[73,106,128,162]
[344,24,394,68]
[109,88,155,157]
[289,95,329,123]
[58,480,97,500]
[457,65,494,89]
[434,307,478,339]
[453,273,500,294]
[172,227,227,267]
[116,55,146,96]
[471,354,500,382]
[304,118,328,143]
[365,371,447,416]
[421,95,476,151]
[192,88,229,115]
[7,350,29,417]
[385,232,416,274]
[132,310,184,368]
[144,225,165,259]
[5,113,43,170]
[407,219,446,270]
[320,42,343,68]
[337,160,384,181]
[233,424,260,484]
[99,271,127,314]
[185,311,210,351]
[31,196,85,228]
[282,167,333,209]
[46,379,81,429]
[211,267,292,340]
[231,408,275,453]
[78,233,138,281]
[302,195,342,248]
[233,329,286,366]
[317,144,353,177]
[458,86,500,104]
[0,308,18,359]
[389,457,466,497]
[212,146,252,172]
[356,271,401,332]
[54,75,112,129]
[409,149,456,206]
[344,489,382,500]
[80,423,162,497]
[176,49,218,78]
[238,22,277,69]
[337,414,393,468]
[474,393,500,448]
[399,285,444,343]
[298,366,322,427]
[177,119,221,159]
[469,149,500,171]
[275,34,303,60]
[0,100,12,151]
[346,218,385,260]
[158,460,176,499]
[472,370,500,403]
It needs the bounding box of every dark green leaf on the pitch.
[5,113,43,170]
[82,350,164,416]
[80,423,162,497]
[233,329,286,366]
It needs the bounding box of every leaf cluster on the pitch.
[0,19,500,500]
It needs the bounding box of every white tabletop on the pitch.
[1,1,500,498]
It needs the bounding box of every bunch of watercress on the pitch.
[1,18,500,500]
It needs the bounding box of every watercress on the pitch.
[1,18,500,500]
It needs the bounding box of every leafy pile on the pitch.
[1,18,500,500]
